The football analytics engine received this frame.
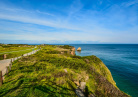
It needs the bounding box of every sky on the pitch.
[0,0,138,44]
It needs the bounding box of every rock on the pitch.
[80,82,86,92]
[77,47,81,51]
[75,88,86,97]
[71,51,75,55]
[71,47,75,51]
[61,51,64,54]
[74,81,80,86]
[71,47,76,55]
[85,76,89,81]
[64,69,68,73]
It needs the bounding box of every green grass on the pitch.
[0,44,38,60]
[0,45,130,97]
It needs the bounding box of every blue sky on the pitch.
[0,0,138,44]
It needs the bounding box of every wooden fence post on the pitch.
[0,71,2,86]
[6,66,9,75]
[3,54,7,59]
[9,63,11,70]
[11,62,12,67]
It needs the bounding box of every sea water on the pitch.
[70,44,138,97]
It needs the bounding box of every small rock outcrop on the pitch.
[77,47,81,51]
[71,47,75,51]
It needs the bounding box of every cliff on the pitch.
[0,45,130,97]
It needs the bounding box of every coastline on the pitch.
[71,44,138,97]
[0,44,130,96]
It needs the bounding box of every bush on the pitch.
[71,55,81,59]
[59,45,72,49]
[45,50,61,54]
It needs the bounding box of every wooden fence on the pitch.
[0,49,40,86]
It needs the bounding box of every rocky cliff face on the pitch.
[70,47,76,55]
[77,47,81,51]
[65,46,129,97]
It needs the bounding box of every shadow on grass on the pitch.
[0,79,24,96]
[34,80,76,96]
[35,84,76,96]
[1,79,76,97]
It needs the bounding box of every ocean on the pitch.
[69,44,138,97]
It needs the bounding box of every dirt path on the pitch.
[0,49,39,77]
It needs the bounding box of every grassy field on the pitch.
[0,45,130,97]
[0,44,38,60]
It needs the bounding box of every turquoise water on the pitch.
[69,44,138,97]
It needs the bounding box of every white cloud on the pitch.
[36,10,54,16]
[0,1,138,43]
[122,0,138,7]
[0,5,81,31]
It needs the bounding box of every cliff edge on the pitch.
[0,45,130,97]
